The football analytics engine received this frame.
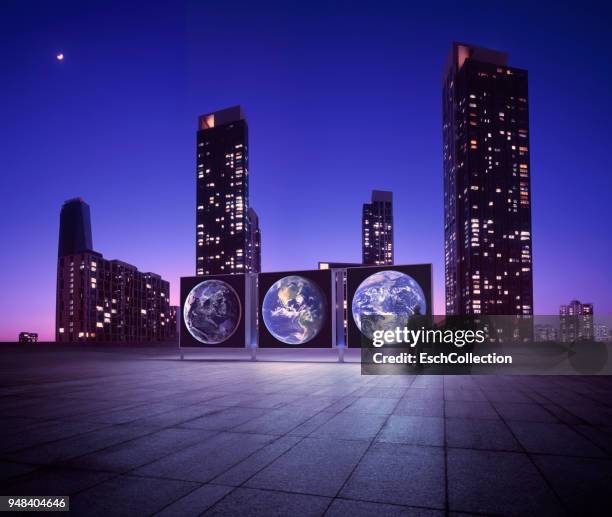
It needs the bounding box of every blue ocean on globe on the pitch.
[184,280,241,344]
[352,270,427,342]
[262,275,327,345]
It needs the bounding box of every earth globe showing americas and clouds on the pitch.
[262,275,327,345]
[352,270,427,342]
[184,280,241,344]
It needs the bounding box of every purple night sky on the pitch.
[1,1,611,341]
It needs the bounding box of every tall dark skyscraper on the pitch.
[362,190,393,265]
[247,208,261,273]
[58,198,93,256]
[196,106,260,275]
[443,43,533,316]
[56,199,174,343]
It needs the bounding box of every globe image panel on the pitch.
[262,275,327,345]
[352,270,427,341]
[184,280,241,344]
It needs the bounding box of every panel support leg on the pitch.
[337,347,345,363]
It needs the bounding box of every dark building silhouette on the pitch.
[247,208,261,273]
[362,190,393,265]
[18,332,38,343]
[196,106,261,275]
[58,198,93,256]
[560,300,594,342]
[56,199,175,343]
[443,43,533,315]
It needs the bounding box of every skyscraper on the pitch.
[247,208,261,273]
[560,300,594,342]
[362,190,393,265]
[443,43,533,315]
[196,106,260,276]
[58,197,93,257]
[56,199,175,343]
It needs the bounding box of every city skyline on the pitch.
[1,1,611,341]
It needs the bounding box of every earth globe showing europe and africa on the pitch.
[183,280,241,344]
[262,275,327,345]
[352,270,427,342]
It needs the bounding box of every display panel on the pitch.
[180,274,247,347]
[346,264,433,347]
[258,269,334,348]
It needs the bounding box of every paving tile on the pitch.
[0,467,115,496]
[506,421,606,457]
[232,407,321,435]
[483,390,533,403]
[310,412,387,441]
[556,404,612,426]
[71,474,198,517]
[326,498,444,516]
[340,443,445,509]
[134,432,275,482]
[342,397,398,415]
[213,435,302,486]
[444,389,486,402]
[180,407,268,431]
[393,398,444,417]
[204,487,330,517]
[573,425,612,454]
[444,400,499,420]
[403,388,444,401]
[5,425,157,465]
[533,454,612,516]
[65,428,211,473]
[128,403,222,428]
[0,420,106,455]
[446,418,521,451]
[246,437,368,496]
[361,387,406,399]
[154,484,234,516]
[0,461,40,482]
[447,448,563,516]
[492,402,558,422]
[376,416,444,447]
[287,411,338,437]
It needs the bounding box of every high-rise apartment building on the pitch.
[594,324,610,343]
[443,43,533,315]
[56,199,175,343]
[362,190,393,265]
[196,106,260,275]
[560,300,594,342]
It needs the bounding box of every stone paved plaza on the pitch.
[1,346,611,516]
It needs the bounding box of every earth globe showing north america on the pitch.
[352,270,427,342]
[262,275,327,345]
[183,280,241,344]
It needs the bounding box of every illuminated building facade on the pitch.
[594,324,610,343]
[362,190,393,265]
[247,208,261,273]
[443,43,533,315]
[560,300,594,342]
[196,106,260,275]
[56,199,175,343]
[534,324,559,342]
